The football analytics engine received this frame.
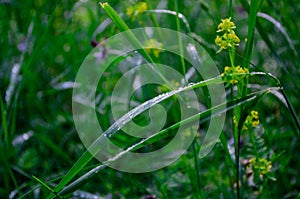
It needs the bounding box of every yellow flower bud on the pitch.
[215,18,240,52]
[144,39,163,58]
[217,18,236,32]
[126,2,148,19]
[221,65,248,85]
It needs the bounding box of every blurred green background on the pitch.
[1,0,300,198]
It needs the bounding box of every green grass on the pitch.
[1,0,300,198]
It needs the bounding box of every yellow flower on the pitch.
[221,65,248,84]
[215,18,240,52]
[227,31,240,44]
[215,35,227,50]
[126,2,147,19]
[137,2,147,13]
[245,110,260,128]
[144,38,163,58]
[215,30,240,51]
[248,157,272,175]
[217,18,236,32]
[234,110,260,131]
[126,7,134,18]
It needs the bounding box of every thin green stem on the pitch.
[192,140,203,199]
[236,129,241,199]
[281,89,300,134]
[228,45,241,198]
[175,0,186,81]
[229,0,233,17]
[0,96,9,148]
[100,2,172,88]
[144,0,165,40]
[220,132,236,195]
[228,47,236,67]
[249,128,259,157]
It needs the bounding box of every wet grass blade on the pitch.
[239,0,282,65]
[257,12,297,57]
[32,175,63,199]
[100,2,171,87]
[240,0,259,70]
[145,9,191,32]
[0,95,9,148]
[280,90,300,135]
[47,151,93,198]
[229,0,233,17]
[58,87,280,196]
[48,76,223,198]
[50,71,282,197]
[175,0,186,78]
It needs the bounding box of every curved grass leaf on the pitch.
[48,71,287,198]
[257,12,297,57]
[240,0,259,70]
[145,9,191,32]
[32,176,63,199]
[100,2,172,88]
[48,76,223,198]
[58,87,280,196]
[279,90,300,135]
[239,0,283,66]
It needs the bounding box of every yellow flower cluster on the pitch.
[248,157,272,175]
[144,38,163,58]
[217,18,236,32]
[215,18,240,52]
[245,110,260,128]
[126,2,147,20]
[221,65,248,84]
[234,110,260,131]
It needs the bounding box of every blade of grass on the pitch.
[220,132,236,196]
[51,71,279,197]
[48,76,223,198]
[58,87,280,196]
[144,0,160,28]
[32,175,63,199]
[267,89,300,134]
[1,91,19,196]
[0,95,9,148]
[191,139,203,199]
[145,9,191,32]
[19,1,57,97]
[8,92,18,147]
[234,55,300,134]
[280,90,300,135]
[47,151,93,198]
[237,1,260,198]
[174,1,200,197]
[229,0,233,17]
[235,87,270,199]
[0,147,19,196]
[239,0,283,67]
[175,0,186,78]
[257,12,297,57]
[240,0,259,70]
[100,2,171,88]
[144,0,165,40]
